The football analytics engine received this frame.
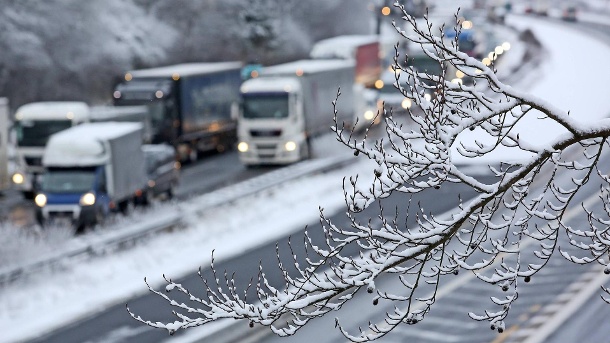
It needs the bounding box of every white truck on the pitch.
[34,122,146,230]
[237,59,355,166]
[90,105,152,143]
[12,101,90,197]
[310,35,383,131]
[0,98,9,194]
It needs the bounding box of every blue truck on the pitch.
[35,122,146,231]
[112,62,243,162]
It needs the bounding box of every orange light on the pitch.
[381,6,391,16]
[250,70,259,78]
[125,73,133,81]
[172,73,180,81]
[374,79,384,89]
[295,69,304,76]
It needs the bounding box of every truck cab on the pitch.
[12,101,90,197]
[35,166,110,229]
[34,122,145,232]
[237,77,307,166]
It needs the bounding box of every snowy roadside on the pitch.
[1,12,610,343]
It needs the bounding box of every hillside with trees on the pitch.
[0,0,370,108]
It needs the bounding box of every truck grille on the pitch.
[255,143,277,150]
[250,129,282,137]
[25,157,42,166]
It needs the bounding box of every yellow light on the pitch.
[488,52,496,60]
[502,42,511,51]
[374,79,384,89]
[79,192,96,206]
[34,194,47,207]
[461,20,473,29]
[66,111,74,119]
[155,90,164,98]
[295,69,304,76]
[15,112,23,120]
[12,173,24,184]
[237,142,249,152]
[475,69,482,74]
[364,110,375,121]
[125,73,133,81]
[452,78,463,84]
[456,70,465,79]
[381,6,391,16]
[495,46,504,55]
[401,98,412,109]
[482,57,491,66]
[113,91,121,99]
[172,73,180,81]
[284,141,297,152]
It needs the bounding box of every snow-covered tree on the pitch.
[130,2,610,340]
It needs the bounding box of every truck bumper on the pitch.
[40,204,99,227]
[238,139,305,165]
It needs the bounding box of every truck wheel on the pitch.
[74,224,86,235]
[301,139,311,160]
[167,182,177,200]
[95,207,105,226]
[118,200,132,215]
[146,188,155,205]
[189,148,198,163]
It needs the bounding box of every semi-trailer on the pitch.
[237,59,355,166]
[113,62,243,162]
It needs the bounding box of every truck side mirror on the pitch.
[230,102,240,121]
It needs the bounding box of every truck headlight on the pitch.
[237,142,249,152]
[34,194,47,207]
[79,192,96,206]
[12,173,24,184]
[284,141,297,152]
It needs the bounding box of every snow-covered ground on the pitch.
[1,11,610,343]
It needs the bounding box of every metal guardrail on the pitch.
[0,154,354,285]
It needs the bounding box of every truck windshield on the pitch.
[409,55,443,77]
[242,94,289,119]
[15,120,72,147]
[41,167,97,193]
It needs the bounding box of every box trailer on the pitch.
[237,59,355,166]
[113,62,243,162]
[310,35,381,88]
[35,122,146,230]
[0,98,9,193]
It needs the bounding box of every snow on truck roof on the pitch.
[310,35,379,60]
[261,59,355,76]
[15,101,89,121]
[43,122,142,167]
[240,77,302,94]
[127,62,242,78]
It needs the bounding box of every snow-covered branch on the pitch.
[130,3,610,341]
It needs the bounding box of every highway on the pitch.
[4,10,610,343]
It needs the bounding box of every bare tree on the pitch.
[129,2,610,341]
